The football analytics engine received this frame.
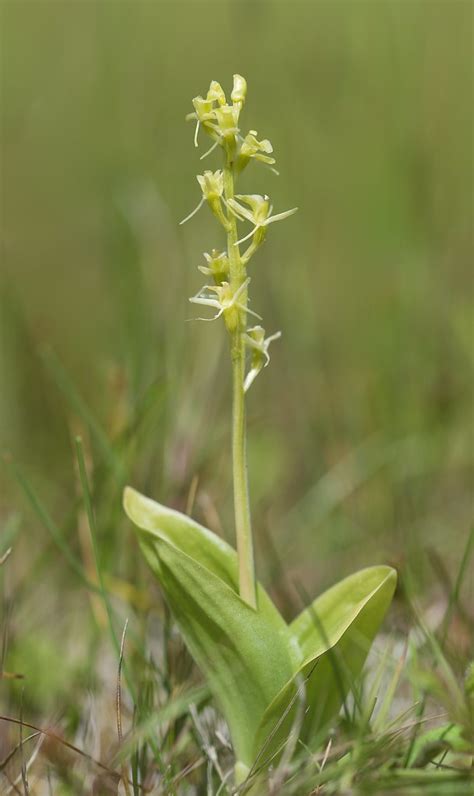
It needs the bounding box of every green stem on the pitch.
[223,153,257,610]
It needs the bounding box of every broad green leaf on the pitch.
[253,566,397,766]
[123,487,293,768]
[123,487,287,634]
[124,489,397,772]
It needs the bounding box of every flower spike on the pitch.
[182,78,296,609]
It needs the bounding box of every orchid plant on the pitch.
[123,75,397,789]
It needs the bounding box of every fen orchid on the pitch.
[123,75,396,789]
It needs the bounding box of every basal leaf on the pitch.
[253,566,397,766]
[123,487,293,768]
[290,565,397,666]
[123,487,287,634]
[125,490,397,773]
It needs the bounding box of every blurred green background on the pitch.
[1,0,473,717]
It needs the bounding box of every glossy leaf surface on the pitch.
[124,487,293,767]
[124,487,397,772]
[253,566,397,763]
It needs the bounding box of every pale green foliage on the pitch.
[254,566,397,767]
[124,487,397,775]
[124,487,292,770]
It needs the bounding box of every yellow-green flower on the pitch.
[231,74,247,106]
[198,250,229,285]
[227,194,298,245]
[180,170,226,226]
[186,75,247,150]
[237,130,275,172]
[189,278,261,333]
[243,325,281,391]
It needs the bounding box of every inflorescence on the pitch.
[181,74,297,391]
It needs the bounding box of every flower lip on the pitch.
[239,131,275,167]
[189,278,262,323]
[227,194,298,245]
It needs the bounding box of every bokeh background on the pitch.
[1,0,472,768]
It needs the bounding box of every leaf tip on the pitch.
[384,565,398,592]
[123,485,142,524]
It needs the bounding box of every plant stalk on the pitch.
[223,153,257,610]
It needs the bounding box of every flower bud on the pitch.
[214,105,239,134]
[207,81,226,106]
[231,74,247,106]
[191,96,214,123]
[198,250,229,285]
[196,171,230,229]
[197,170,224,202]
